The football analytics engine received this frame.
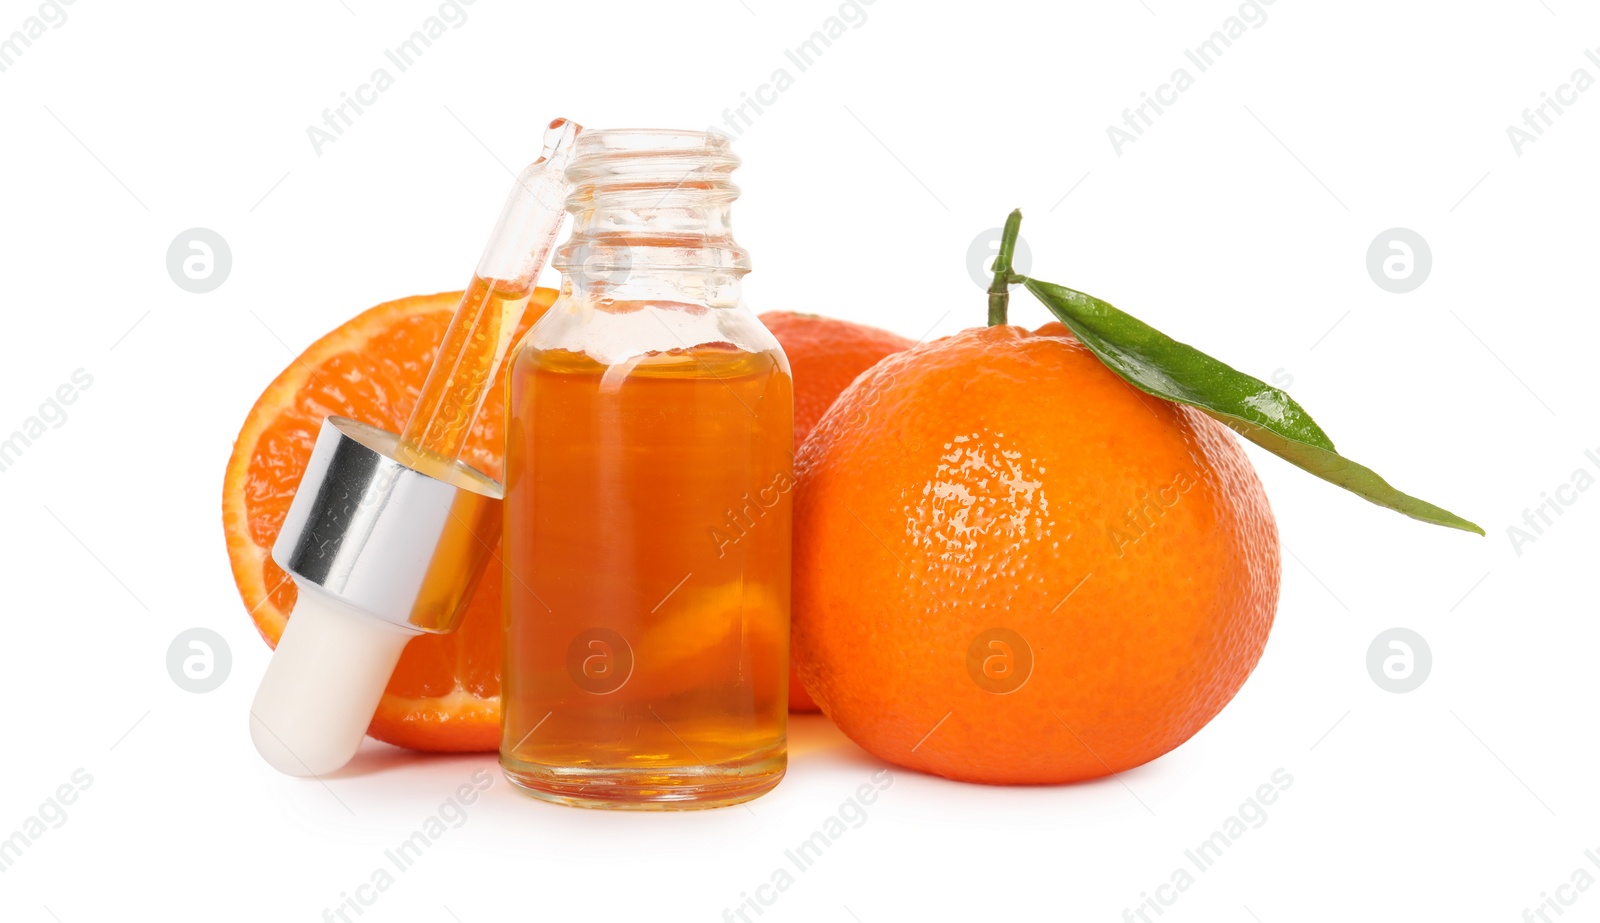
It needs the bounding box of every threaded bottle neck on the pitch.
[555,130,750,283]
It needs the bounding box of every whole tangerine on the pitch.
[791,321,1280,784]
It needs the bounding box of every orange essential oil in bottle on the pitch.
[500,131,791,809]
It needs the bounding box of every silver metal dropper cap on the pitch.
[272,416,502,632]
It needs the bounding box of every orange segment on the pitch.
[222,289,557,751]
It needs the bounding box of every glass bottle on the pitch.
[500,130,792,809]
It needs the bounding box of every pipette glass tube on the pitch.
[395,117,582,474]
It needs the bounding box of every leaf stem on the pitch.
[987,208,1023,326]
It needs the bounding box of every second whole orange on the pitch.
[792,321,1280,784]
[759,311,913,711]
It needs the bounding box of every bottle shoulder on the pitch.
[514,297,787,372]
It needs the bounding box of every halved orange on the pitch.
[222,289,556,751]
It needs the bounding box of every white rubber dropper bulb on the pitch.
[249,584,419,778]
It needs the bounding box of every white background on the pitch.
[1,0,1596,920]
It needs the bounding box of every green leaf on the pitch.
[1020,276,1483,535]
